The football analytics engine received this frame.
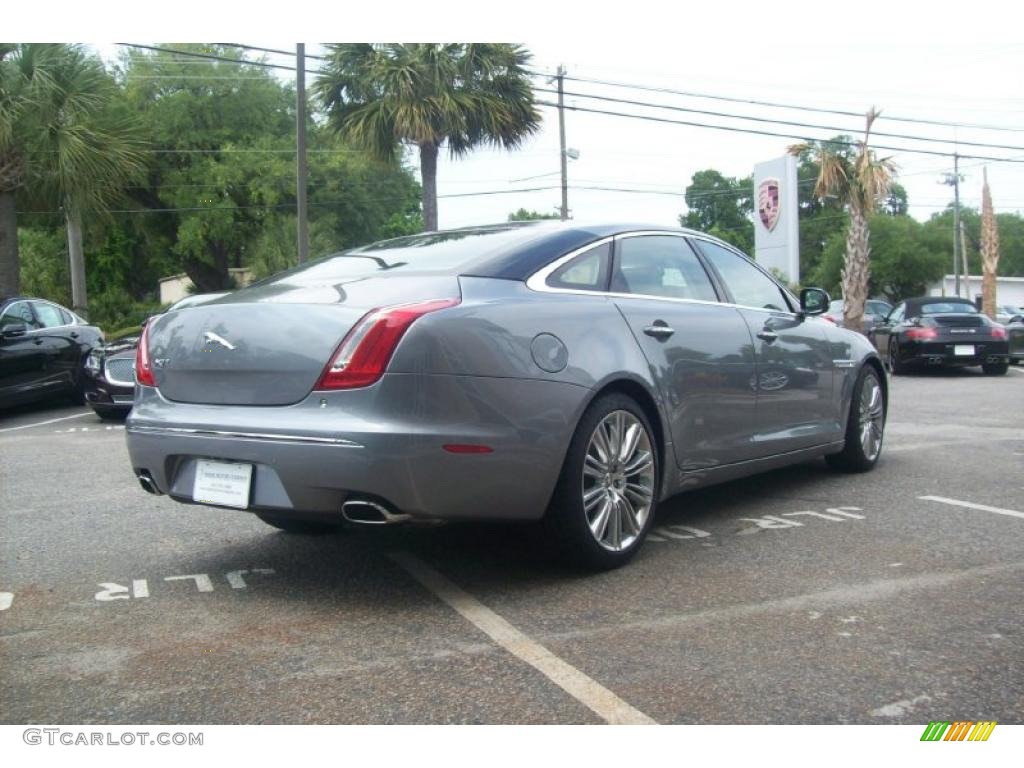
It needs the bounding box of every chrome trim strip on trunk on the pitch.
[126,424,364,447]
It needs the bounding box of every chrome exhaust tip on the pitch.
[341,499,411,525]
[136,470,162,496]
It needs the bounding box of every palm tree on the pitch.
[316,44,541,231]
[790,109,896,334]
[979,168,1000,319]
[36,46,145,316]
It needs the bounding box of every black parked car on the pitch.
[81,336,139,420]
[1007,314,1024,365]
[868,296,1010,375]
[0,297,105,409]
[80,292,228,420]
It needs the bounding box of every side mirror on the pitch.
[1,323,29,340]
[800,288,830,316]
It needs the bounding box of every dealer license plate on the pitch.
[954,345,975,356]
[193,460,253,509]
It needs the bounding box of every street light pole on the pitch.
[296,43,309,263]
[557,64,568,221]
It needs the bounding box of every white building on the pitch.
[159,268,253,305]
[928,275,1024,309]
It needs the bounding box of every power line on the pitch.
[116,43,319,76]
[536,87,1024,154]
[536,100,1024,164]
[530,69,1024,135]
[219,43,327,61]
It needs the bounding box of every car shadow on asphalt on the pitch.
[163,459,843,603]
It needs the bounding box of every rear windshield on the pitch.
[252,225,543,287]
[920,302,978,315]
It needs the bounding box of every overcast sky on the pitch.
[18,2,1024,233]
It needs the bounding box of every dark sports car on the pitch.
[869,296,1009,375]
[0,296,104,410]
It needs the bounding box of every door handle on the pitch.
[756,330,778,343]
[32,338,44,345]
[643,323,675,339]
[70,331,79,338]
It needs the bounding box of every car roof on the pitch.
[285,221,722,284]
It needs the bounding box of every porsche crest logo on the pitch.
[758,178,781,232]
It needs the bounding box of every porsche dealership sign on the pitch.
[753,156,799,285]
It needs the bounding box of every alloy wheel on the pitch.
[858,373,885,461]
[581,410,655,552]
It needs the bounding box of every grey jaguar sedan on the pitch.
[126,222,887,569]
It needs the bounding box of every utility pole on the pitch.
[942,153,963,296]
[295,43,309,263]
[556,64,568,221]
[960,220,971,304]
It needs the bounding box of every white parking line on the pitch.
[918,495,1024,520]
[390,551,656,725]
[0,592,12,611]
[0,411,91,434]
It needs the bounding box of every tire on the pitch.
[255,513,338,535]
[888,338,908,375]
[544,393,659,571]
[826,366,886,473]
[93,407,128,422]
[982,362,1009,376]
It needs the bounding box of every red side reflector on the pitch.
[442,444,494,454]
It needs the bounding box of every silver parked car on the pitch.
[126,223,887,569]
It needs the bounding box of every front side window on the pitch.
[32,302,66,328]
[611,236,718,302]
[546,242,610,291]
[695,240,791,312]
[0,301,38,330]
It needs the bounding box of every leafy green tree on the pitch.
[316,44,541,231]
[791,111,897,333]
[679,169,754,253]
[812,215,945,303]
[508,207,559,221]
[34,45,144,316]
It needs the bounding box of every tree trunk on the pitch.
[65,207,88,318]
[842,204,871,335]
[0,191,19,297]
[419,141,439,232]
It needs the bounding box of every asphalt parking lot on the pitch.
[2,367,1023,724]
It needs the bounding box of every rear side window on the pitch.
[888,304,905,323]
[611,236,718,302]
[696,240,791,312]
[0,301,38,330]
[546,242,610,291]
[32,302,66,328]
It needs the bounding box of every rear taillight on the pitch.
[992,326,1008,340]
[135,322,156,387]
[906,327,938,341]
[315,298,460,390]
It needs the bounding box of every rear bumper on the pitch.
[900,339,1009,367]
[125,372,590,522]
